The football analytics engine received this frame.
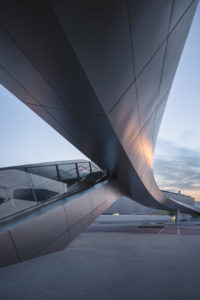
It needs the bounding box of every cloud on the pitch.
[154,139,200,201]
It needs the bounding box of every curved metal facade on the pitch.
[0,0,199,214]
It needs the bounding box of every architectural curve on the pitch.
[0,0,199,214]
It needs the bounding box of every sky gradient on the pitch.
[154,4,200,201]
[0,4,200,201]
[0,85,87,167]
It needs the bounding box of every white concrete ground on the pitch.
[1,216,200,299]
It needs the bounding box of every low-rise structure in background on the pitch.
[105,191,195,215]
[162,190,195,207]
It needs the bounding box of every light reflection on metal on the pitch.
[0,0,199,215]
[142,136,154,170]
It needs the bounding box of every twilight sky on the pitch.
[0,4,200,200]
[154,4,200,201]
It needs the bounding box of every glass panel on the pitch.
[28,165,67,202]
[58,163,78,181]
[78,162,91,177]
[0,168,37,219]
[91,162,101,173]
[0,161,106,220]
[27,165,58,180]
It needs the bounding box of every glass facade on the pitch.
[78,162,91,178]
[58,163,78,182]
[0,161,105,220]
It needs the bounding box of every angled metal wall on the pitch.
[0,0,199,213]
[0,179,122,268]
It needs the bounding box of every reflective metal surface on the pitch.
[0,178,123,267]
[0,0,199,214]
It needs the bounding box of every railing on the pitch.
[0,161,106,221]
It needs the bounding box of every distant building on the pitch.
[194,202,200,209]
[105,196,165,215]
[162,190,195,207]
[105,191,195,215]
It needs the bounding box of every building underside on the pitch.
[0,0,200,266]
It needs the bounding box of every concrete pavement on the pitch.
[1,217,200,299]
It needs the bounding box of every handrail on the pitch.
[0,160,106,221]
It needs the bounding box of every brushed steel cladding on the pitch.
[0,231,19,267]
[0,180,123,267]
[10,206,67,260]
[127,0,173,77]
[0,0,199,214]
